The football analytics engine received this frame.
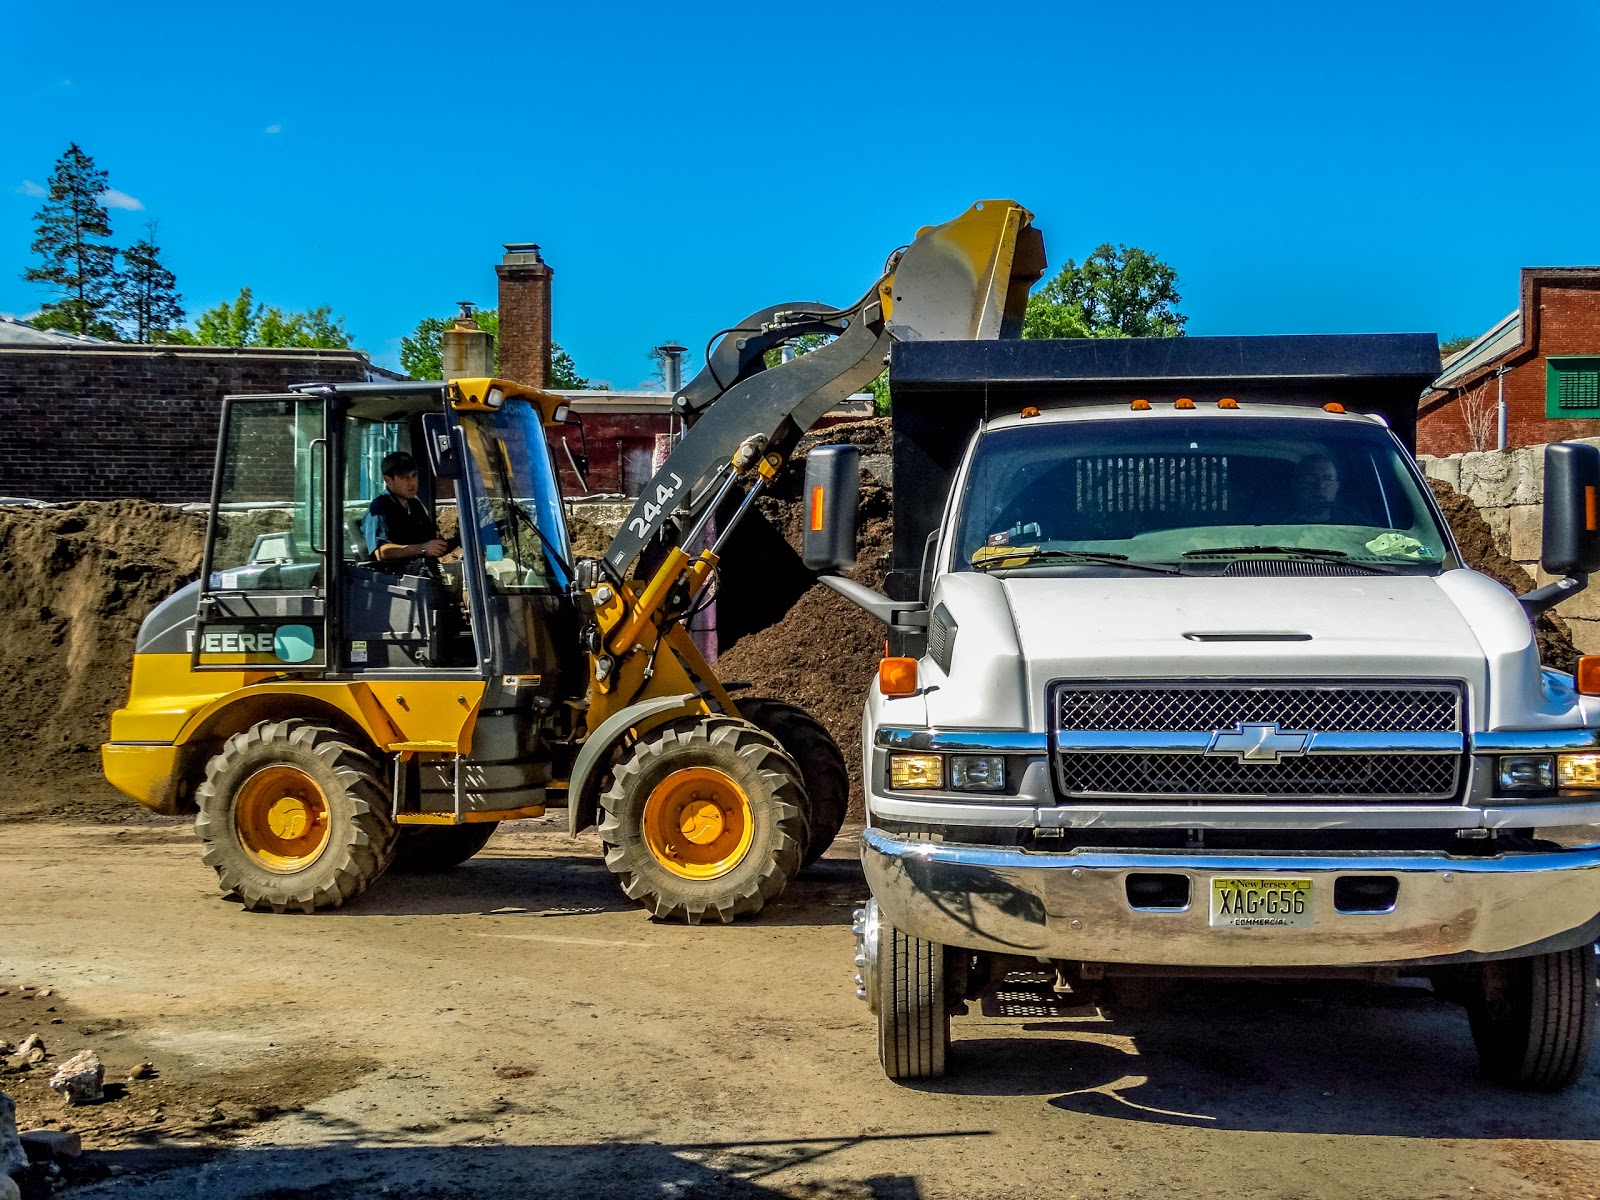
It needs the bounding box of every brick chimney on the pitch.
[496,243,552,388]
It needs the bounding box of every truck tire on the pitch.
[391,823,499,873]
[194,719,397,913]
[1467,943,1598,1090]
[736,698,849,867]
[597,716,805,924]
[876,918,949,1080]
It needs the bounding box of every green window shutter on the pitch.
[1548,359,1600,416]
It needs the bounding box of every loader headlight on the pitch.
[888,753,943,790]
[1557,753,1600,789]
[951,755,1005,792]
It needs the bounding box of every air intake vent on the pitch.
[928,603,958,673]
[1218,559,1374,577]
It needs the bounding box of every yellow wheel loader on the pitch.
[101,200,1045,921]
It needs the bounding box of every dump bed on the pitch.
[884,333,1441,603]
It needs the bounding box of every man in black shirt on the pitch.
[362,451,447,569]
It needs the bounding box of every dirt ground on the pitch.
[5,816,1600,1200]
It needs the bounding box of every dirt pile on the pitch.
[1427,478,1578,674]
[0,502,205,821]
[718,420,894,814]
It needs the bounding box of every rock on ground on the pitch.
[19,1128,80,1162]
[47,1050,103,1106]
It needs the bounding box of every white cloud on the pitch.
[263,123,282,134]
[17,180,46,197]
[100,189,144,211]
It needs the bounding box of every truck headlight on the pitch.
[951,755,1005,792]
[1498,755,1554,792]
[1557,753,1600,789]
[888,753,943,789]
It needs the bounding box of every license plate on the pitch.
[1210,877,1313,929]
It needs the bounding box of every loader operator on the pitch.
[363,451,449,571]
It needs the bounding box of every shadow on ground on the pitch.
[917,977,1600,1141]
[323,851,865,929]
[73,1131,976,1200]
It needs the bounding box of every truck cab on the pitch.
[814,335,1600,1088]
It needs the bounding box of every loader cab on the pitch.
[193,379,579,697]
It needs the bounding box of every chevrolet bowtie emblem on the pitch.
[1205,722,1310,764]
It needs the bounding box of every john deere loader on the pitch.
[101,200,1045,921]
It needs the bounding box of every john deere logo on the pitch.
[273,625,316,663]
[200,624,316,663]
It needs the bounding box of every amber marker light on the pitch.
[879,656,919,697]
[1130,398,1151,411]
[809,485,825,532]
[1021,406,1041,419]
[1324,402,1346,413]
[1587,486,1597,532]
[1578,656,1600,695]
[1175,397,1196,409]
[1218,397,1239,409]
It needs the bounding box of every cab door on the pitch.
[192,394,331,671]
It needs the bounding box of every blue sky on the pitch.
[4,0,1597,386]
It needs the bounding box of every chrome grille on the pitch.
[1053,680,1465,802]
[1056,683,1462,734]
[1056,752,1459,801]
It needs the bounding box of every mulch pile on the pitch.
[0,502,204,820]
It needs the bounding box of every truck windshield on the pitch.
[952,415,1449,573]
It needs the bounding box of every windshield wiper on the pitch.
[1182,545,1351,559]
[972,548,1183,575]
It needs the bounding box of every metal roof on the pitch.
[0,316,105,346]
[1431,310,1522,391]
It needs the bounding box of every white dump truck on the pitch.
[803,334,1600,1089]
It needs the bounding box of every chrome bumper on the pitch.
[861,826,1600,968]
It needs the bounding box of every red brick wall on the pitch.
[547,413,671,496]
[0,345,372,502]
[1417,276,1600,456]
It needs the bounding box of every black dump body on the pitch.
[884,333,1441,603]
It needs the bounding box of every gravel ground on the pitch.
[4,816,1600,1200]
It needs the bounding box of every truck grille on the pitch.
[1053,680,1464,802]
[1057,683,1461,734]
[1057,752,1459,800]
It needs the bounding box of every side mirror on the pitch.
[801,445,860,574]
[1541,443,1600,576]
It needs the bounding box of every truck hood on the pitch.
[922,569,1571,732]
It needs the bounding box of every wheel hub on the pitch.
[642,767,754,880]
[235,766,332,874]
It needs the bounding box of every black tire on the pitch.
[194,719,397,913]
[1467,943,1597,1090]
[876,919,949,1080]
[391,823,499,873]
[597,716,805,924]
[736,698,849,867]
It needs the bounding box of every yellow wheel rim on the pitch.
[235,766,332,874]
[641,767,754,880]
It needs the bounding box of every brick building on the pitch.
[0,340,380,503]
[1417,267,1600,457]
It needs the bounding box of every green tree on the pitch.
[112,224,184,342]
[23,143,120,338]
[550,343,590,389]
[1441,334,1477,357]
[1024,244,1186,339]
[163,287,354,348]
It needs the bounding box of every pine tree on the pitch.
[114,224,184,342]
[23,143,120,338]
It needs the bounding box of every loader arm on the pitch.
[600,200,1046,578]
